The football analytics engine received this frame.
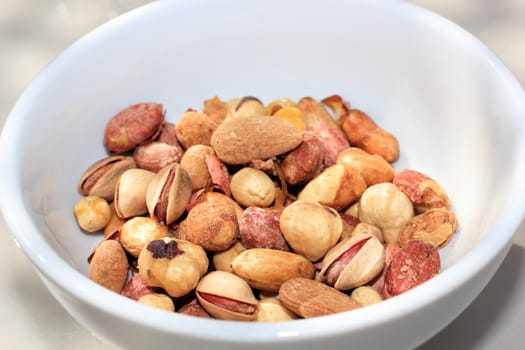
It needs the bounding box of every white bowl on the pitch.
[2,0,525,349]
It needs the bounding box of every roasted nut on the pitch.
[398,208,458,248]
[205,152,231,196]
[280,200,342,261]
[74,195,112,233]
[185,192,238,251]
[279,278,361,318]
[212,241,247,273]
[320,234,385,290]
[358,183,414,243]
[175,109,218,149]
[138,237,209,297]
[196,270,258,321]
[231,248,315,292]
[146,163,192,224]
[239,207,289,251]
[273,107,306,131]
[281,132,325,185]
[103,202,125,238]
[210,115,303,164]
[203,96,228,123]
[114,168,155,218]
[336,147,395,186]
[298,163,367,211]
[78,156,136,201]
[157,122,184,148]
[122,273,157,301]
[393,169,451,213]
[256,297,298,322]
[178,299,212,318]
[133,141,183,173]
[89,240,129,293]
[231,96,266,118]
[119,216,170,257]
[350,222,384,242]
[104,103,164,154]
[383,240,440,297]
[351,286,383,306]
[266,97,296,115]
[231,167,276,207]
[179,145,214,191]
[138,293,175,312]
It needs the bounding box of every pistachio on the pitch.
[279,200,342,261]
[114,168,156,218]
[78,155,136,201]
[231,248,315,292]
[146,163,192,225]
[196,270,258,321]
[320,234,385,290]
[350,222,384,242]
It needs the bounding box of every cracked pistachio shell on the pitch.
[78,155,136,201]
[320,234,385,290]
[146,163,192,225]
[114,168,155,218]
[196,271,258,321]
[279,200,342,261]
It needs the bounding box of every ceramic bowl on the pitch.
[2,0,525,349]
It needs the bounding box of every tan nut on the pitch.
[179,145,214,191]
[230,96,266,118]
[266,97,296,115]
[398,208,458,248]
[196,270,258,321]
[175,109,218,149]
[358,183,414,243]
[351,286,383,306]
[119,216,170,257]
[74,195,112,233]
[212,241,247,273]
[114,168,155,218]
[273,107,306,131]
[320,234,385,290]
[146,163,192,225]
[138,293,175,312]
[138,237,208,298]
[231,248,315,292]
[78,155,136,201]
[298,163,367,210]
[336,147,395,186]
[230,167,276,207]
[256,297,298,322]
[280,200,342,261]
[103,202,125,238]
[89,240,129,293]
[350,222,384,242]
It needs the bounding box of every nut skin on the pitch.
[205,152,231,196]
[298,163,367,211]
[78,156,136,201]
[358,182,414,244]
[279,200,342,261]
[196,270,258,321]
[138,293,175,312]
[138,237,209,298]
[393,169,451,213]
[133,141,183,173]
[278,278,361,318]
[119,216,170,257]
[114,168,156,218]
[336,147,395,186]
[320,234,386,290]
[231,248,315,292]
[89,240,129,293]
[230,167,276,208]
[175,109,218,149]
[281,132,325,185]
[239,207,289,251]
[104,103,164,154]
[179,145,214,191]
[122,273,157,301]
[74,195,112,233]
[398,208,458,248]
[146,163,192,225]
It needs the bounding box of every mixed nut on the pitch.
[74,95,458,321]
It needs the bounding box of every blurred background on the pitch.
[1,1,524,349]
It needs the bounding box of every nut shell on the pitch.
[114,168,155,218]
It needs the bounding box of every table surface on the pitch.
[1,1,524,349]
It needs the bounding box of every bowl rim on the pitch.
[2,0,525,344]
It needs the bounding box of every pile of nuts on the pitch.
[74,95,458,321]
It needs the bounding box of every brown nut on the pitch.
[336,147,395,186]
[210,115,303,164]
[212,241,247,273]
[239,207,289,251]
[279,200,342,261]
[175,110,218,149]
[114,168,155,218]
[278,278,361,318]
[146,163,192,225]
[281,132,325,185]
[393,169,451,213]
[179,145,215,191]
[203,96,229,123]
[185,192,238,251]
[133,141,183,173]
[89,240,129,293]
[74,195,112,233]
[137,293,175,312]
[78,155,136,201]
[104,103,164,154]
[138,237,208,298]
[230,167,276,208]
[358,183,414,244]
[398,208,458,248]
[256,297,298,322]
[298,163,367,211]
[231,248,315,292]
[196,270,258,321]
[320,234,385,290]
[119,216,170,257]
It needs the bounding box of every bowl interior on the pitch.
[2,0,525,344]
